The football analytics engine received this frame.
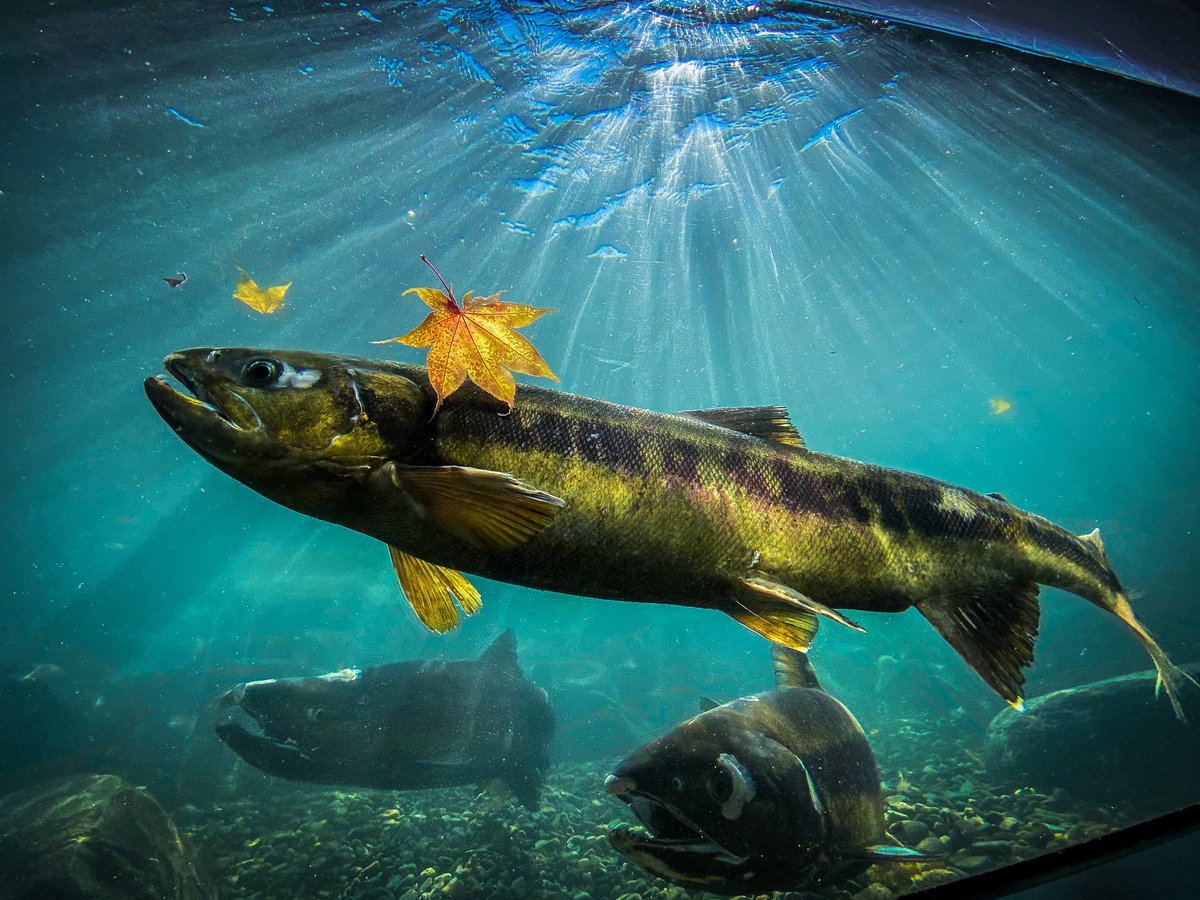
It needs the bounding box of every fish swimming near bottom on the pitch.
[605,648,931,894]
[145,348,1193,718]
[215,631,554,808]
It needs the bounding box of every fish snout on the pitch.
[218,683,246,709]
[605,774,636,798]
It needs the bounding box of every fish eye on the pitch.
[242,358,281,386]
[706,767,733,805]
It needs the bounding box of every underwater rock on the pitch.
[984,664,1200,811]
[0,773,209,899]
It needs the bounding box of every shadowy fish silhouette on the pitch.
[215,631,554,808]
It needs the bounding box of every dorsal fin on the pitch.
[988,492,1012,504]
[679,406,805,448]
[479,629,519,669]
[771,646,822,691]
[699,696,721,713]
[1079,528,1109,565]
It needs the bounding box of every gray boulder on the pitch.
[0,773,209,899]
[984,664,1200,813]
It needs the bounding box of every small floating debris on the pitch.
[588,245,626,260]
[800,107,862,151]
[989,397,1013,415]
[166,107,206,128]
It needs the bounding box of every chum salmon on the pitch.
[145,348,1193,717]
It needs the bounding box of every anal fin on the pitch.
[917,581,1040,708]
[388,546,482,633]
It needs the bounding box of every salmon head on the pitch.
[604,701,828,894]
[144,347,434,510]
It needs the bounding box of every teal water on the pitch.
[1,1,1199,896]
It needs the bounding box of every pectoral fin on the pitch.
[724,600,820,654]
[917,581,1040,709]
[381,462,565,551]
[388,546,481,633]
[741,573,865,632]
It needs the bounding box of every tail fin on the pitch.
[1075,530,1195,721]
[1110,591,1197,722]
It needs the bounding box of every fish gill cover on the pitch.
[0,0,1198,897]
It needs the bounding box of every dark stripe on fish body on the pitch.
[507,406,650,474]
[660,436,705,484]
[772,463,883,528]
[460,398,1049,558]
[723,444,777,500]
[855,474,910,533]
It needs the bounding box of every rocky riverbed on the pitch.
[175,714,1146,900]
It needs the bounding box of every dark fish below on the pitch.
[145,348,1194,717]
[215,631,554,808]
[606,648,931,894]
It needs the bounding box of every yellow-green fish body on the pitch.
[144,348,1192,716]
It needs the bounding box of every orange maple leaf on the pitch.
[373,256,557,413]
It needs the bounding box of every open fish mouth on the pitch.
[144,353,262,437]
[605,776,747,865]
[214,688,315,764]
[214,718,305,756]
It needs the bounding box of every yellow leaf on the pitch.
[233,267,290,314]
[373,257,557,413]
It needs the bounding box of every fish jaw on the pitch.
[214,719,332,782]
[144,356,278,465]
[605,774,752,890]
[214,675,349,782]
